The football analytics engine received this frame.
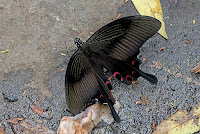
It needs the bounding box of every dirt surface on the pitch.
[0,0,199,133]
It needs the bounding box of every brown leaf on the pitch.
[193,19,195,24]
[191,64,200,73]
[141,95,149,106]
[19,119,55,133]
[30,105,50,119]
[136,101,142,105]
[152,61,173,74]
[142,58,147,63]
[60,69,65,71]
[60,53,66,56]
[185,40,190,44]
[0,124,6,134]
[152,123,156,130]
[153,103,200,134]
[160,47,166,51]
[7,118,20,125]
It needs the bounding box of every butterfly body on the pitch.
[65,16,161,123]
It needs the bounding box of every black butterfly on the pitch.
[65,15,161,123]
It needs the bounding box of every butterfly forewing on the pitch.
[66,51,100,114]
[85,16,161,61]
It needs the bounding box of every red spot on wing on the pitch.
[132,71,136,75]
[106,81,110,86]
[113,72,120,77]
[100,95,103,98]
[125,75,133,83]
[132,60,136,65]
[113,72,123,81]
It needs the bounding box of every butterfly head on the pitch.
[74,38,84,48]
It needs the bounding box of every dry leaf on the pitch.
[23,90,26,96]
[0,124,6,134]
[19,119,55,133]
[136,101,142,105]
[185,40,190,44]
[186,77,200,86]
[57,102,120,134]
[177,65,181,69]
[7,118,20,125]
[142,58,147,63]
[1,49,8,53]
[191,64,200,73]
[193,19,195,24]
[153,103,200,134]
[132,0,168,39]
[60,69,65,71]
[141,95,149,106]
[30,105,50,119]
[116,14,121,19]
[152,61,173,74]
[60,53,66,56]
[160,47,166,51]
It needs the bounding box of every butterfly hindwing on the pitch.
[66,51,120,122]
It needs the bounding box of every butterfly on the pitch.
[65,15,161,123]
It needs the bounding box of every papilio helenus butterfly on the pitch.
[65,15,161,123]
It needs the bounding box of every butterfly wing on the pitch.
[84,16,161,84]
[85,15,161,61]
[66,51,120,122]
[65,50,100,114]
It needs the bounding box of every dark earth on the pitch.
[0,0,199,133]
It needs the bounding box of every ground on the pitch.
[0,0,199,133]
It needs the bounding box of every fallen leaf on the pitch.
[193,19,195,24]
[141,94,149,106]
[153,103,200,134]
[132,0,168,39]
[61,53,66,56]
[7,118,20,125]
[60,69,65,71]
[177,65,181,69]
[152,61,173,74]
[108,76,112,80]
[1,49,8,53]
[185,40,190,44]
[152,123,156,130]
[19,119,55,133]
[116,14,121,19]
[23,90,26,96]
[0,124,6,134]
[142,58,147,63]
[160,47,166,51]
[191,64,200,73]
[30,105,50,119]
[150,65,156,67]
[176,73,182,78]
[136,101,142,105]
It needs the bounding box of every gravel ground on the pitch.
[0,0,199,133]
